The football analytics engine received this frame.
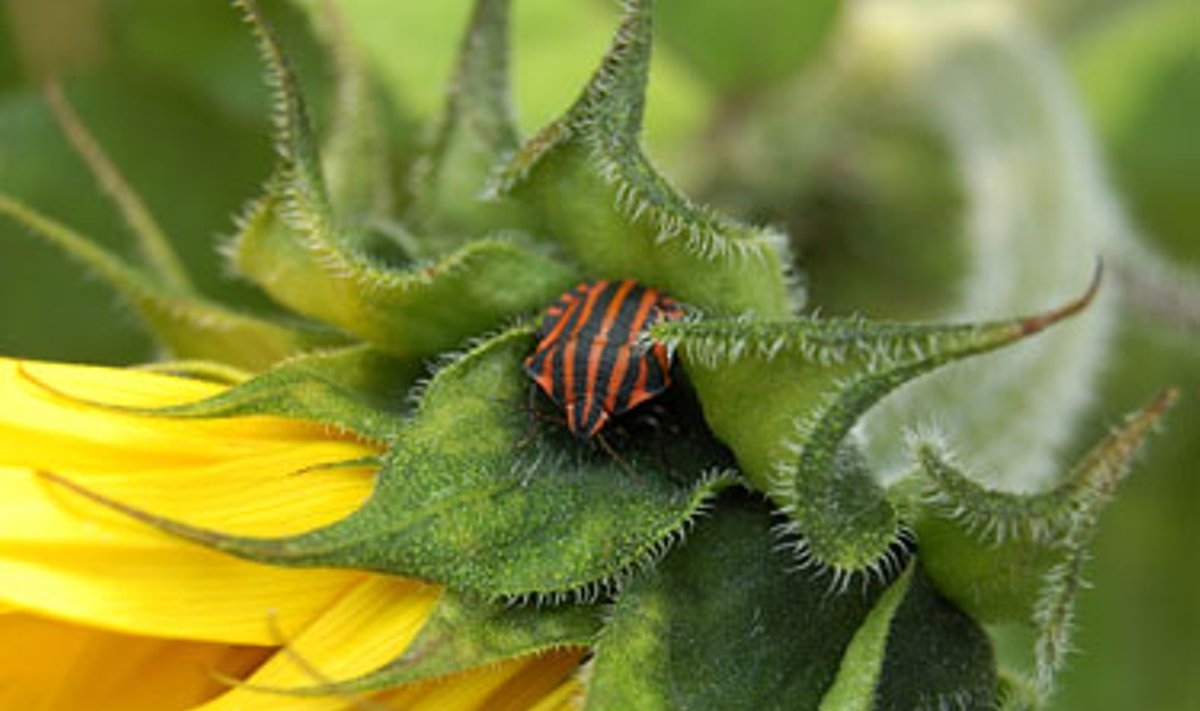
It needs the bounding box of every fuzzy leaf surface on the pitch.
[46,328,735,597]
[312,0,395,228]
[910,388,1178,628]
[230,2,579,356]
[652,284,1095,574]
[53,344,424,442]
[491,0,793,318]
[585,494,879,711]
[234,194,575,358]
[408,0,531,248]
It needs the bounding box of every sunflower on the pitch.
[0,0,1182,709]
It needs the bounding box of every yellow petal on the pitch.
[197,575,441,711]
[4,455,376,539]
[0,358,395,645]
[452,651,585,711]
[0,612,270,711]
[0,359,367,473]
[524,677,585,711]
[0,482,364,644]
[374,651,582,711]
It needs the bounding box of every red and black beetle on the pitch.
[524,279,685,439]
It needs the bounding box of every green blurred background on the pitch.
[0,1,1195,708]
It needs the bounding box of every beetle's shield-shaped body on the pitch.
[525,280,684,439]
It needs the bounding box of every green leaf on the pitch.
[1029,389,1179,694]
[0,192,331,371]
[234,0,337,245]
[43,327,735,597]
[311,0,395,228]
[901,513,1059,629]
[910,387,1178,638]
[585,494,880,711]
[996,671,1041,711]
[233,590,600,696]
[232,193,576,359]
[817,565,909,711]
[229,2,578,357]
[319,1,710,159]
[29,344,423,443]
[651,276,1098,574]
[490,0,794,318]
[43,82,193,292]
[407,0,531,248]
[819,564,996,711]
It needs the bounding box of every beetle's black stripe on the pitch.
[611,346,644,414]
[641,346,668,394]
[543,284,598,407]
[526,279,682,439]
[538,283,589,338]
[574,395,597,437]
[598,284,652,414]
[589,282,642,421]
[559,281,611,435]
[570,282,621,405]
[523,347,545,380]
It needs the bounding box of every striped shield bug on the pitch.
[524,279,685,441]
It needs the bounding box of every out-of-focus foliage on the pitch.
[0,1,1195,709]
[654,0,839,94]
[0,0,327,363]
[1067,0,1198,263]
[1054,6,1200,708]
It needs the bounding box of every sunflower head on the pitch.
[0,0,1183,709]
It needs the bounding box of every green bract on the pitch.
[3,0,1181,708]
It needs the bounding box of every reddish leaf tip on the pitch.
[1144,386,1180,420]
[1019,258,1103,336]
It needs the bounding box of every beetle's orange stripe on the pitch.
[630,352,650,409]
[540,285,586,349]
[561,280,608,433]
[652,342,671,375]
[536,342,557,393]
[583,280,637,429]
[604,286,659,412]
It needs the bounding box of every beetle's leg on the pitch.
[514,383,542,450]
[514,384,568,450]
[596,431,640,479]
